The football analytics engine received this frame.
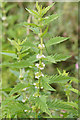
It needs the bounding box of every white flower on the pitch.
[2,16,6,21]
[33,83,36,85]
[24,110,27,112]
[23,88,27,91]
[35,86,37,89]
[26,96,28,99]
[36,54,46,59]
[38,44,45,49]
[41,87,43,89]
[22,99,26,103]
[35,72,44,79]
[35,62,45,70]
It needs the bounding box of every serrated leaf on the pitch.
[46,37,69,47]
[41,77,56,91]
[29,27,39,34]
[25,8,38,17]
[42,3,55,16]
[0,51,17,58]
[8,38,21,52]
[9,83,28,95]
[19,22,38,27]
[47,99,78,114]
[49,75,70,84]
[21,40,35,47]
[69,88,78,94]
[36,1,40,13]
[1,54,37,68]
[42,14,59,26]
[10,69,19,77]
[36,96,52,117]
[45,53,71,63]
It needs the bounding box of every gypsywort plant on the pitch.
[1,2,79,118]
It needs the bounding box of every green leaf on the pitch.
[25,8,38,17]
[49,75,70,84]
[0,51,17,58]
[19,22,38,27]
[36,95,52,117]
[10,69,19,77]
[42,3,55,16]
[1,55,37,68]
[69,88,78,94]
[41,77,56,91]
[21,40,35,48]
[45,53,71,63]
[46,37,69,47]
[42,14,59,26]
[36,1,40,13]
[29,27,39,34]
[9,83,28,95]
[47,99,78,114]
[8,38,21,52]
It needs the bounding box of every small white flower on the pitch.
[2,16,6,21]
[24,110,27,112]
[41,87,43,89]
[26,96,28,99]
[35,63,39,67]
[38,44,45,49]
[36,54,46,59]
[35,86,37,89]
[22,99,26,103]
[33,83,36,85]
[33,94,34,96]
[23,88,27,91]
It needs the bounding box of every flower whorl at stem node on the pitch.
[38,44,45,49]
[35,62,45,70]
[36,54,46,59]
[35,72,44,79]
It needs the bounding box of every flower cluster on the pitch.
[35,72,44,79]
[36,54,46,59]
[38,44,45,49]
[35,62,45,70]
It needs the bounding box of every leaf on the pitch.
[8,38,21,52]
[41,77,56,91]
[25,8,38,17]
[42,14,59,26]
[46,37,69,47]
[19,22,38,27]
[42,3,55,16]
[36,1,40,12]
[47,99,78,114]
[29,27,39,34]
[45,55,56,63]
[10,69,19,77]
[45,53,71,63]
[9,83,28,95]
[49,75,70,84]
[69,88,78,94]
[0,51,17,58]
[1,54,37,68]
[36,96,52,117]
[5,4,17,13]
[21,40,35,47]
